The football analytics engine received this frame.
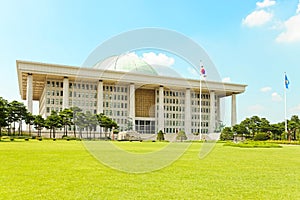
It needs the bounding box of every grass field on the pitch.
[1,140,300,200]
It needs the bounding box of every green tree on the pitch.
[45,111,62,138]
[85,111,98,139]
[7,101,27,136]
[220,127,233,140]
[33,115,45,137]
[24,111,35,136]
[176,130,187,142]
[0,97,8,136]
[288,115,300,140]
[232,123,248,137]
[99,114,118,138]
[270,122,284,140]
[70,107,82,137]
[59,108,73,137]
[74,111,86,139]
[156,130,165,141]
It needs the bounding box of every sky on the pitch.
[0,0,300,126]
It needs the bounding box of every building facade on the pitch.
[17,60,246,135]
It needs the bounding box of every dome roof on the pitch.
[93,53,158,76]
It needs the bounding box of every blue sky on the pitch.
[1,0,300,125]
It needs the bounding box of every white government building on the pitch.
[17,56,246,136]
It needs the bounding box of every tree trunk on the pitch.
[73,125,76,138]
[13,122,16,135]
[53,128,56,139]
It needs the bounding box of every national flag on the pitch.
[200,66,206,77]
[285,74,290,89]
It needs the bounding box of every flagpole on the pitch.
[200,71,202,141]
[284,72,287,133]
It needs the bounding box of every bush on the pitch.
[254,133,269,141]
[156,130,165,141]
[224,141,282,148]
[62,136,80,141]
[176,130,187,142]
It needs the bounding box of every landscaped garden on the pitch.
[1,140,299,199]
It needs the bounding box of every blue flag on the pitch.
[285,74,290,89]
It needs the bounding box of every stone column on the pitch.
[216,96,221,128]
[231,93,237,126]
[129,83,135,131]
[158,86,164,132]
[62,77,69,109]
[184,88,191,134]
[97,80,103,114]
[209,91,216,133]
[26,73,33,113]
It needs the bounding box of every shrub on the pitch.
[156,130,165,141]
[254,133,269,141]
[176,130,187,142]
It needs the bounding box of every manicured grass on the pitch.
[1,140,300,199]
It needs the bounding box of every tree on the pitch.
[45,111,62,138]
[156,130,165,141]
[270,122,284,140]
[74,111,86,139]
[259,118,271,133]
[220,127,233,140]
[96,113,104,138]
[232,123,248,137]
[288,115,300,140]
[59,108,73,137]
[7,101,27,135]
[33,115,45,137]
[176,130,187,142]
[98,114,118,138]
[70,107,82,137]
[85,111,98,139]
[24,112,35,136]
[0,97,8,136]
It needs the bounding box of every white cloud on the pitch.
[248,104,265,113]
[260,86,272,92]
[271,92,282,102]
[242,10,273,27]
[276,14,300,43]
[222,77,231,82]
[142,52,175,67]
[297,0,300,14]
[256,0,276,8]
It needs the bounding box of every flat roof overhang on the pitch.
[17,60,247,101]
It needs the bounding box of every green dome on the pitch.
[94,53,158,76]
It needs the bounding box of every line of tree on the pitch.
[0,97,118,139]
[220,115,300,141]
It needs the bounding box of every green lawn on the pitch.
[0,140,299,200]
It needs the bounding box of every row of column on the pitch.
[26,75,237,133]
